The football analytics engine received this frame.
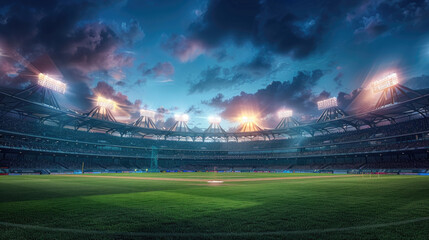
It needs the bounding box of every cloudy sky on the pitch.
[1,0,429,130]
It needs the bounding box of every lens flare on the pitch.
[371,73,399,93]
[96,96,116,110]
[37,73,66,94]
[240,115,256,123]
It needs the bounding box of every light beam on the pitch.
[371,73,399,93]
[96,96,116,110]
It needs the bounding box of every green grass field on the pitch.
[1,173,429,239]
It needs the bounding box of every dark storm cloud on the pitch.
[189,51,286,93]
[189,66,247,94]
[333,72,344,88]
[162,0,429,63]
[337,88,362,111]
[164,0,363,60]
[203,69,325,121]
[0,0,144,113]
[349,0,429,40]
[234,50,275,78]
[211,49,230,62]
[353,14,389,40]
[59,22,134,74]
[404,75,429,90]
[120,19,145,46]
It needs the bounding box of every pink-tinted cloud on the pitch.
[161,34,205,62]
[152,62,174,77]
[142,62,175,77]
[62,23,134,74]
[0,59,19,76]
[93,81,142,119]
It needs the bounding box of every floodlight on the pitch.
[96,96,116,110]
[140,109,156,119]
[208,116,221,124]
[174,113,189,122]
[277,109,293,118]
[241,116,255,123]
[371,73,399,93]
[317,97,338,110]
[37,73,66,94]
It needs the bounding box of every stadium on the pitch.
[1,1,429,239]
[1,72,428,174]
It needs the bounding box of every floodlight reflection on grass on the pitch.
[37,73,66,94]
[317,97,338,110]
[371,73,399,93]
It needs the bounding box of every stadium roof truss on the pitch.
[133,115,157,129]
[0,88,428,141]
[275,116,300,130]
[374,82,422,109]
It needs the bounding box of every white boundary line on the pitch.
[1,217,428,237]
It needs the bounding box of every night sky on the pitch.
[0,0,429,130]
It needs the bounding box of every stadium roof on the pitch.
[0,89,428,141]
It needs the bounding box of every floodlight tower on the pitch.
[317,97,347,122]
[86,96,116,122]
[237,116,263,132]
[372,73,421,109]
[169,114,192,132]
[133,109,157,129]
[275,109,300,129]
[13,73,67,109]
[205,116,226,134]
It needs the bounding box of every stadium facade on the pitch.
[0,78,428,175]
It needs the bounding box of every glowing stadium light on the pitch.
[371,73,399,93]
[277,109,293,118]
[174,113,189,122]
[208,115,221,124]
[240,115,256,123]
[96,96,116,110]
[37,73,66,94]
[140,109,156,119]
[317,97,338,110]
